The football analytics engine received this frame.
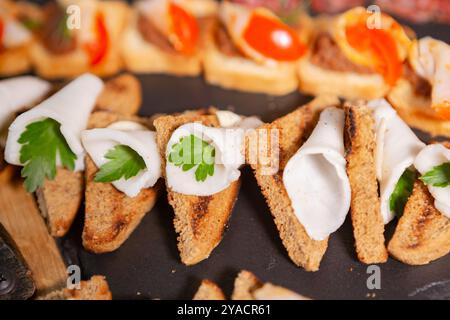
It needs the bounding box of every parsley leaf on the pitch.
[419,163,450,187]
[21,18,42,31]
[18,118,76,193]
[389,169,416,218]
[168,134,215,182]
[94,145,147,183]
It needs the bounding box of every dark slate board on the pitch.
[56,21,450,300]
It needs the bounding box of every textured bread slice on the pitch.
[387,79,450,137]
[31,1,127,79]
[232,270,307,300]
[297,58,389,100]
[121,10,201,76]
[38,276,112,300]
[154,113,240,265]
[193,280,226,300]
[202,18,298,95]
[95,73,142,116]
[82,111,160,253]
[37,75,142,237]
[344,103,388,264]
[388,179,450,265]
[248,96,339,271]
[0,46,31,76]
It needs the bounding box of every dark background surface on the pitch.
[47,4,450,300]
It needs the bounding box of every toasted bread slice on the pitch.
[232,270,307,300]
[38,276,112,300]
[0,46,31,76]
[248,96,339,271]
[202,18,298,95]
[82,111,160,253]
[31,1,127,79]
[387,79,450,137]
[154,112,240,265]
[37,75,142,237]
[193,280,226,300]
[388,179,450,265]
[344,103,388,264]
[121,10,201,76]
[95,73,142,116]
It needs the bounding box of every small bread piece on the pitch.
[298,58,389,100]
[39,276,112,300]
[82,112,160,253]
[202,19,298,95]
[387,79,450,137]
[31,1,127,79]
[121,10,201,76]
[232,270,307,300]
[0,46,31,76]
[37,75,142,238]
[95,73,142,116]
[193,280,226,300]
[249,96,339,271]
[344,103,388,264]
[388,179,450,265]
[154,112,240,265]
[36,169,84,237]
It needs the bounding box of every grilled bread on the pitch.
[39,276,112,300]
[193,279,225,300]
[37,74,142,237]
[154,112,240,265]
[344,103,388,264]
[82,111,160,253]
[248,96,339,271]
[232,270,307,300]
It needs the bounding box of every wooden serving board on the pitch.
[0,169,67,297]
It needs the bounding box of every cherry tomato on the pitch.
[243,13,306,61]
[169,2,199,55]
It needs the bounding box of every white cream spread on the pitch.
[165,122,245,196]
[409,37,450,112]
[4,73,103,171]
[0,76,51,132]
[81,120,161,198]
[283,107,351,241]
[414,144,450,218]
[368,99,425,223]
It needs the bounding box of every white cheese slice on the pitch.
[81,121,161,198]
[166,122,244,196]
[409,37,450,112]
[283,107,351,241]
[0,76,51,131]
[215,110,263,129]
[368,99,425,224]
[2,18,31,48]
[414,144,450,218]
[4,73,103,172]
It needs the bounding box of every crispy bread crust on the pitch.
[344,103,388,264]
[0,45,31,76]
[249,96,339,271]
[193,280,226,300]
[82,111,160,253]
[154,112,240,265]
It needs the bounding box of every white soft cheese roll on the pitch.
[166,122,244,196]
[414,144,450,218]
[5,73,104,171]
[409,37,450,111]
[368,99,425,224]
[283,107,351,241]
[82,121,162,198]
[215,110,263,129]
[2,18,31,48]
[0,76,51,130]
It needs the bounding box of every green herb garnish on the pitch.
[419,163,450,188]
[389,169,416,218]
[21,18,42,31]
[94,145,147,183]
[168,134,215,182]
[58,13,71,40]
[18,118,76,193]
